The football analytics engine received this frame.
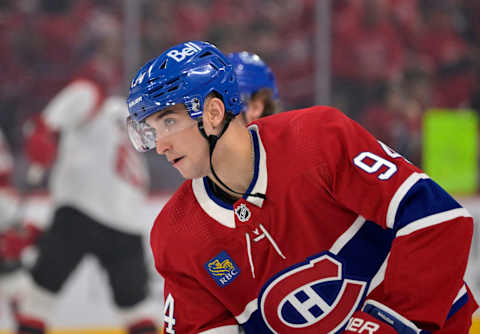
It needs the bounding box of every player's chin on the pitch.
[178,170,192,179]
[175,158,209,179]
[176,164,202,180]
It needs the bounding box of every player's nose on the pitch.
[155,137,171,155]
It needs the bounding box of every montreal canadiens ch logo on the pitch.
[259,253,367,334]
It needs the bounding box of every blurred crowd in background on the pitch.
[1,0,480,191]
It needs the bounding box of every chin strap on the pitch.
[197,114,265,200]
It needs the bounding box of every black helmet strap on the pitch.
[197,114,265,200]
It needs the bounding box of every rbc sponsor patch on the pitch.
[205,251,240,287]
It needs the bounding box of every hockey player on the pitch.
[227,51,280,125]
[127,41,477,333]
[19,78,158,334]
[0,128,39,321]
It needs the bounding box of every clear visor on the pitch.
[126,115,157,152]
[126,109,198,152]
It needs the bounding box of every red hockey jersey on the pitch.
[151,106,477,333]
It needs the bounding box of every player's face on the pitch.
[145,104,210,179]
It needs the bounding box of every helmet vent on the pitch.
[167,85,179,92]
[166,77,179,85]
[149,84,164,94]
[160,59,167,70]
[216,57,227,67]
[199,51,212,58]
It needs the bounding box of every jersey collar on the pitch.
[192,124,267,228]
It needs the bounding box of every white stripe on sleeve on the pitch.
[199,325,241,334]
[386,172,429,229]
[454,284,467,304]
[330,215,366,255]
[235,299,258,324]
[396,208,471,237]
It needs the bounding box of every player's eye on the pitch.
[164,118,176,128]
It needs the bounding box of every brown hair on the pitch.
[251,88,280,117]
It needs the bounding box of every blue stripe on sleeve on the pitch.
[337,221,394,280]
[394,179,461,232]
[447,291,468,320]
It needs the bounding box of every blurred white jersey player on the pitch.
[18,79,158,334]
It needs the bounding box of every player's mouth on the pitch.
[172,156,184,166]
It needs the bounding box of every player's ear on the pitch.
[203,96,226,134]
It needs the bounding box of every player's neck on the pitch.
[206,177,238,204]
[208,120,254,198]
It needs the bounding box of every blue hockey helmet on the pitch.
[226,51,278,103]
[127,41,243,123]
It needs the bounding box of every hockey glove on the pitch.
[344,300,421,334]
[24,114,58,168]
[0,223,42,260]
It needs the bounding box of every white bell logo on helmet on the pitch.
[167,42,202,62]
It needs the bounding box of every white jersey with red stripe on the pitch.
[151,106,477,333]
[45,82,149,234]
[0,129,18,228]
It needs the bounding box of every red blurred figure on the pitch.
[24,114,58,170]
[0,129,37,323]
